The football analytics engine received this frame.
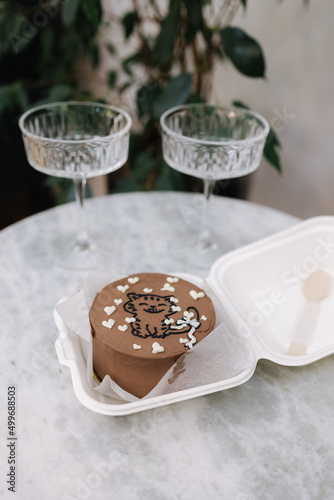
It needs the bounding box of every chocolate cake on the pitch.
[89,273,216,398]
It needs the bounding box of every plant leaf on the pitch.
[48,84,74,101]
[153,73,193,118]
[40,26,54,63]
[136,82,163,117]
[184,23,197,45]
[105,42,116,55]
[121,12,138,39]
[184,0,203,31]
[0,84,17,114]
[187,92,205,104]
[1,12,38,55]
[33,84,74,106]
[232,100,281,171]
[263,129,282,172]
[122,51,141,77]
[90,43,100,68]
[156,172,176,191]
[132,151,157,182]
[16,85,29,111]
[107,70,118,88]
[153,5,182,66]
[80,0,102,31]
[0,82,30,115]
[113,176,142,193]
[61,0,80,27]
[44,177,73,205]
[119,81,132,93]
[231,100,249,109]
[220,27,265,78]
[156,162,184,191]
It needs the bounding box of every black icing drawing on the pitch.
[123,292,200,339]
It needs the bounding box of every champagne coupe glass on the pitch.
[19,101,132,269]
[160,104,270,268]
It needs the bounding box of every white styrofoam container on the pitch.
[55,216,334,416]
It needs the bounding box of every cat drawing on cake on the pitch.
[123,292,199,339]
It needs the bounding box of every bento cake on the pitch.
[89,272,216,398]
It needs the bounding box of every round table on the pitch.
[1,192,333,499]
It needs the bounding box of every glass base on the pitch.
[57,243,105,271]
[169,233,223,271]
[53,235,122,272]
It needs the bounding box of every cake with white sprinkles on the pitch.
[89,272,216,398]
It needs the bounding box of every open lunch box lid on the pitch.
[55,216,334,415]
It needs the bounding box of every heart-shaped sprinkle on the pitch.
[125,317,136,323]
[128,277,139,284]
[167,276,179,284]
[104,305,116,316]
[170,296,179,303]
[114,299,123,306]
[184,311,194,320]
[133,344,142,350]
[179,338,188,344]
[118,324,128,332]
[200,315,207,321]
[171,305,181,312]
[143,288,153,293]
[164,318,174,325]
[117,285,129,293]
[152,342,164,354]
[102,319,115,329]
[161,283,175,292]
[189,290,205,300]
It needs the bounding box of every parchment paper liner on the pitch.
[55,271,253,403]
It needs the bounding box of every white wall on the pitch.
[212,0,334,218]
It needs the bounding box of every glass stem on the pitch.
[198,178,215,251]
[73,178,90,251]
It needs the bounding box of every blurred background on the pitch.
[1,0,333,229]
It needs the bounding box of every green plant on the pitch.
[104,0,284,193]
[0,0,306,218]
[0,0,103,208]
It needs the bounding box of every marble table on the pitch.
[1,192,334,500]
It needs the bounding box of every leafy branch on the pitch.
[104,0,281,192]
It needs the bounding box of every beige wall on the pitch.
[213,0,334,218]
